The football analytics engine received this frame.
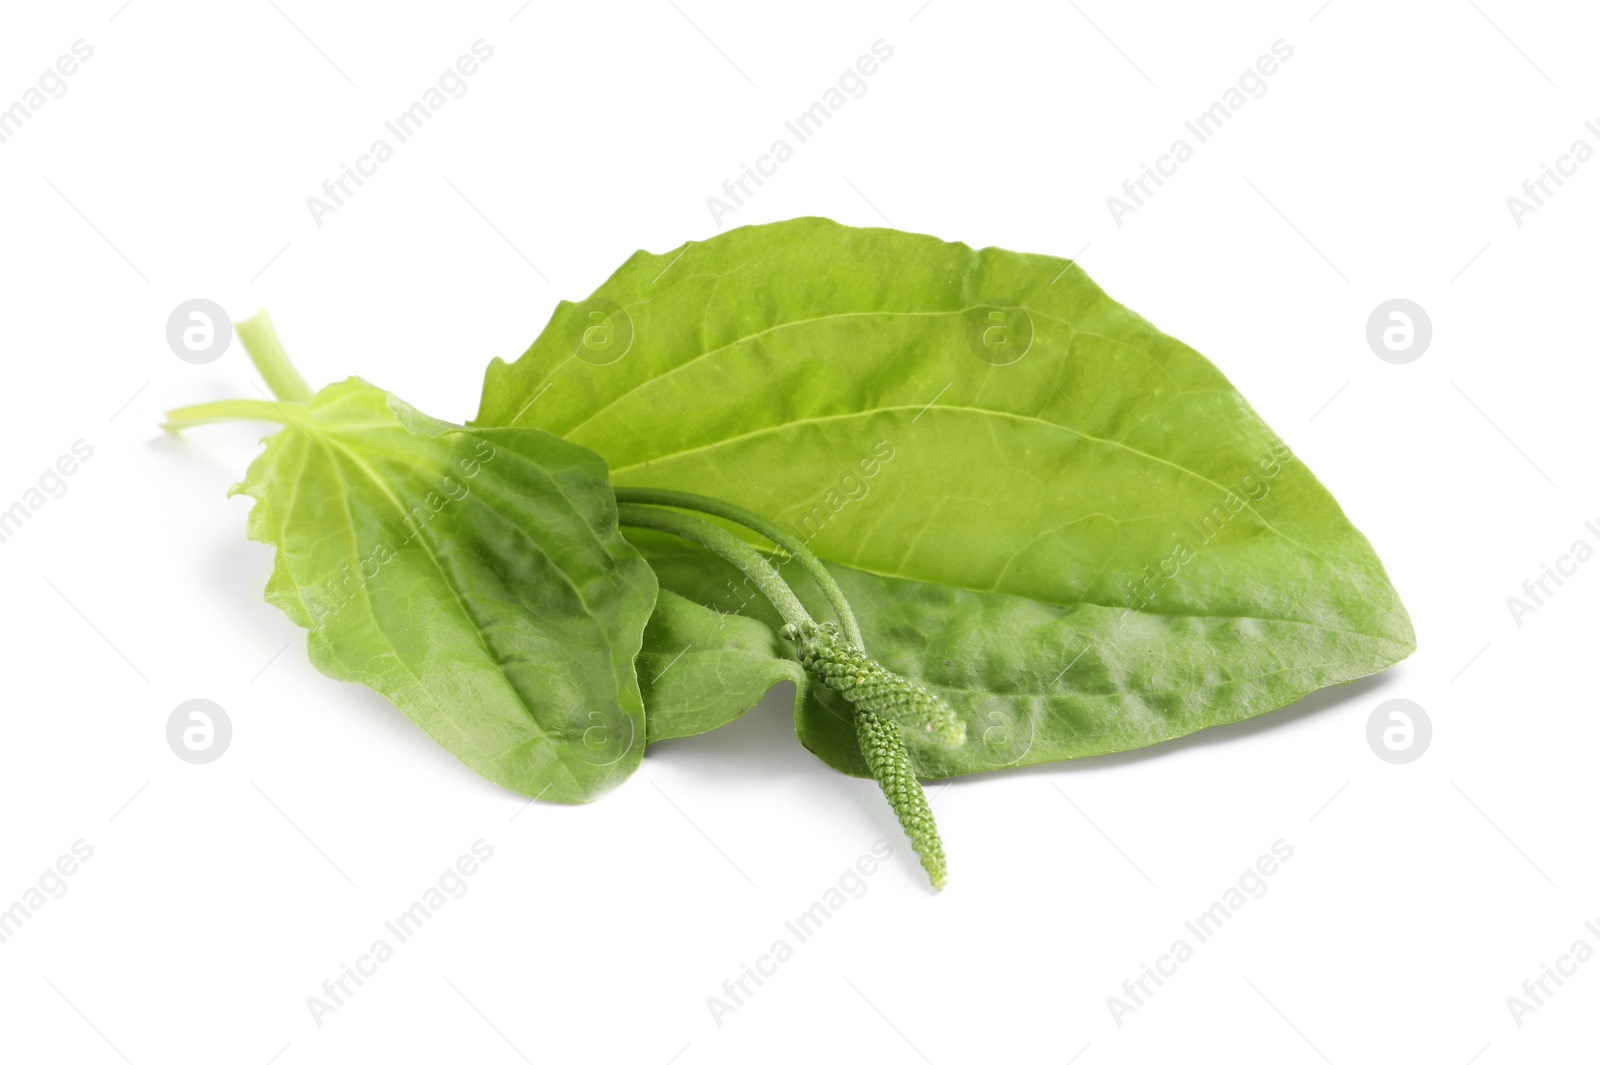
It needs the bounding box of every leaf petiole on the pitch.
[615,498,955,889]
[236,310,314,402]
[613,486,864,651]
[162,398,302,433]
[163,312,318,434]
[616,503,811,630]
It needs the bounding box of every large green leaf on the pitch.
[474,217,1415,775]
[233,378,658,801]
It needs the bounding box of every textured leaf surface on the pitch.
[236,378,657,801]
[475,217,1415,774]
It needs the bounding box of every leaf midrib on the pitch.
[602,402,1324,565]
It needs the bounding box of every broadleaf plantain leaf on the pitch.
[474,217,1415,776]
[234,378,658,801]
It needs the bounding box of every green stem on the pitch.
[612,486,863,652]
[162,398,300,433]
[615,503,811,630]
[616,499,962,744]
[236,310,313,402]
[163,309,319,433]
[616,499,955,890]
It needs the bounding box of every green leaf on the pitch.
[794,562,1409,778]
[230,378,658,802]
[622,527,803,743]
[474,217,1415,773]
[637,588,804,744]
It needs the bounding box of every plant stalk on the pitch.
[615,500,953,890]
[616,503,811,630]
[164,309,318,433]
[162,398,299,433]
[612,486,863,652]
[236,310,314,403]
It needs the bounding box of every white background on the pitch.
[0,1,1594,1062]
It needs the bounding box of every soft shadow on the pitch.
[645,684,942,890]
[203,521,275,613]
[645,681,820,784]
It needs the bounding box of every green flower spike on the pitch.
[783,619,964,746]
[615,494,957,890]
[854,709,947,890]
